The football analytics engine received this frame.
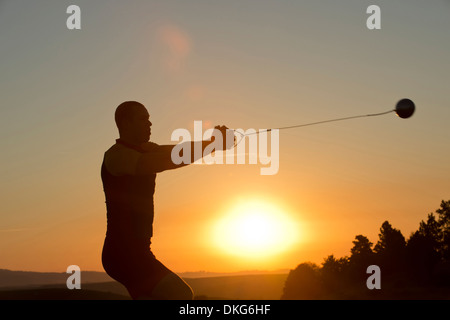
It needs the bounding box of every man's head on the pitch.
[115,101,152,144]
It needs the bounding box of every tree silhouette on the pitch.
[406,214,441,284]
[351,235,373,257]
[374,221,406,254]
[433,200,450,284]
[281,262,322,300]
[436,200,450,261]
[373,221,407,279]
[419,213,441,246]
[282,200,450,299]
[322,255,349,276]
[348,235,375,284]
[321,255,349,297]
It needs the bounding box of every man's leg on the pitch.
[150,272,194,300]
[126,249,194,300]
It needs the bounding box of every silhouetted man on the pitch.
[101,101,232,299]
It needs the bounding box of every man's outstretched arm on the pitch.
[136,126,233,175]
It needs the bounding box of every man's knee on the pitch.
[152,272,194,300]
[177,280,194,300]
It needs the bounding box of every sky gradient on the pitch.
[1,0,449,273]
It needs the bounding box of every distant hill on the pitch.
[0,287,130,300]
[186,274,288,300]
[0,269,113,289]
[0,269,288,300]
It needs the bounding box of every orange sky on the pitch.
[1,1,450,274]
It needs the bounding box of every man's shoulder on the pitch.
[141,141,159,152]
[104,143,142,176]
[105,142,142,156]
[105,141,160,155]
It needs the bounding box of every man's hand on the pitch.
[214,125,236,150]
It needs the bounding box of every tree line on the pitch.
[282,200,450,299]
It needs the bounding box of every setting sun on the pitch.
[212,198,301,260]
